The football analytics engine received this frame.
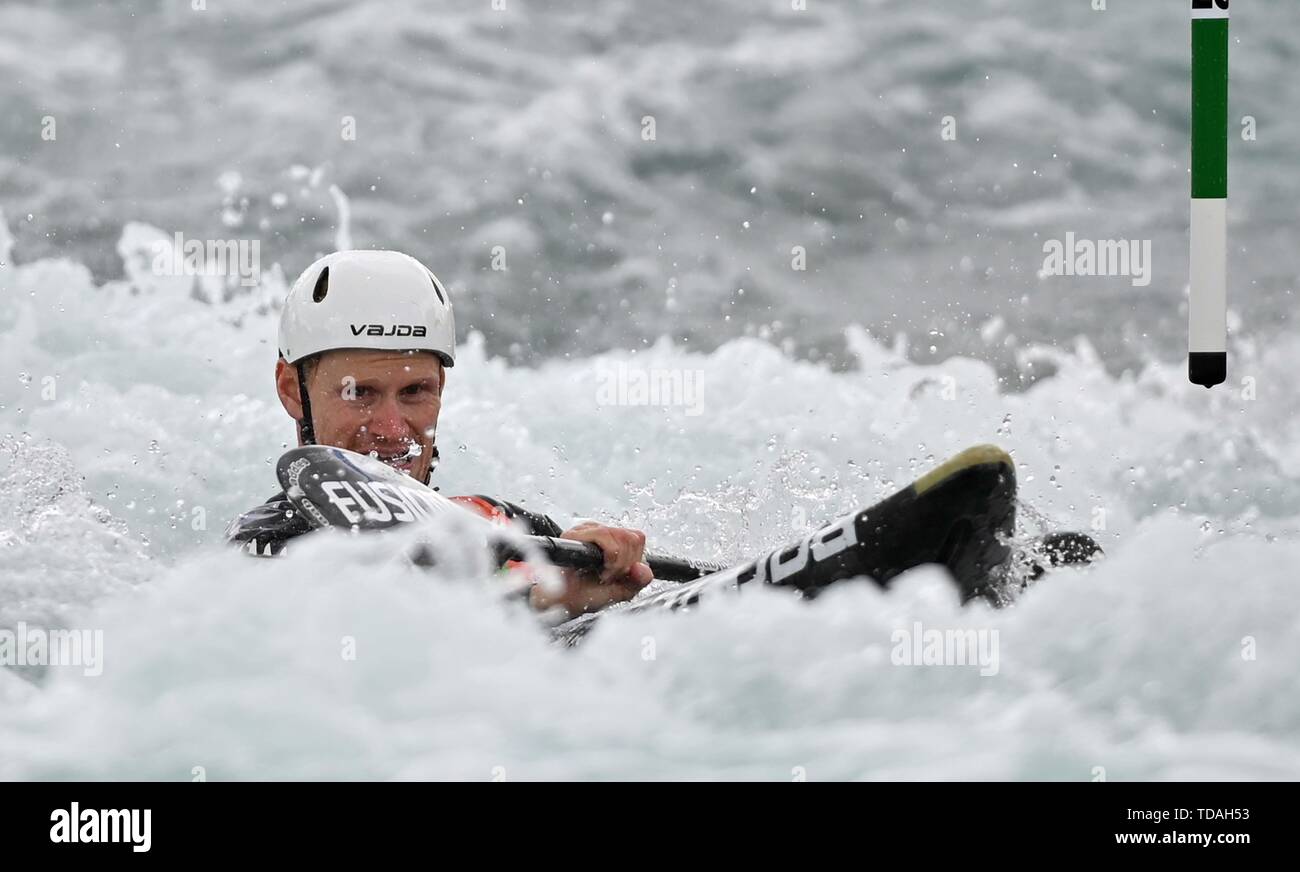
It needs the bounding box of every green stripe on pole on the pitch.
[1191,19,1228,199]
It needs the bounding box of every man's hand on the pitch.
[529,521,654,618]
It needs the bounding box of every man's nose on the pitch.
[365,395,409,442]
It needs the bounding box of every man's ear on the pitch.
[275,358,304,421]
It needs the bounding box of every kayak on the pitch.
[272,443,1102,637]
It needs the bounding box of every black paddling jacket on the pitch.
[225,491,564,557]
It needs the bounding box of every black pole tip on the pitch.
[1188,351,1227,389]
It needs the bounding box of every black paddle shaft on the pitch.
[493,537,727,583]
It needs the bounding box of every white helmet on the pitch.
[280,250,455,448]
[279,249,455,367]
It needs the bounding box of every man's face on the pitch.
[276,349,445,481]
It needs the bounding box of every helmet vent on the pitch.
[312,266,330,302]
[426,270,446,305]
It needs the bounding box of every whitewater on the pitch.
[1,207,1297,781]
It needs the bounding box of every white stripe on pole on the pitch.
[1189,198,1227,354]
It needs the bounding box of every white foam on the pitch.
[1,227,1298,780]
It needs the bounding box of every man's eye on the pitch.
[351,386,374,399]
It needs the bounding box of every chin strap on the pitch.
[295,361,316,446]
[423,443,440,486]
